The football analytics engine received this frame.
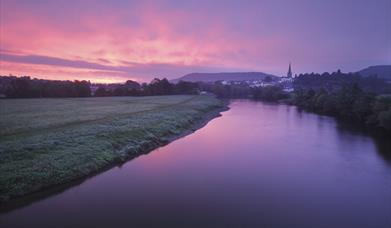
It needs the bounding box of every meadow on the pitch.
[0,95,225,201]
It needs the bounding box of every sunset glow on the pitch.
[1,0,390,82]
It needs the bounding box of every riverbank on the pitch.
[0,95,228,202]
[2,100,390,228]
[280,91,391,135]
[249,84,391,134]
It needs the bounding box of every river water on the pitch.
[1,100,390,228]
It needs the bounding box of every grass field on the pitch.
[0,95,225,201]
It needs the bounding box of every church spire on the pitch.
[287,62,292,78]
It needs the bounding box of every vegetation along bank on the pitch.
[0,95,227,201]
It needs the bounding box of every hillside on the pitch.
[358,65,391,80]
[172,72,278,83]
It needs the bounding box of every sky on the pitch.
[0,0,390,83]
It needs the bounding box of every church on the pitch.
[280,62,294,82]
[287,62,293,78]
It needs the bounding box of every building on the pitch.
[287,62,293,78]
[277,62,295,92]
[279,63,294,82]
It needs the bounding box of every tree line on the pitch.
[294,70,391,94]
[94,78,199,96]
[199,82,289,101]
[0,76,91,98]
[0,75,269,99]
[0,76,200,98]
[291,85,391,131]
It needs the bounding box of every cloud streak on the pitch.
[1,53,124,72]
[1,52,243,82]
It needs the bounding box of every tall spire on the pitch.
[287,62,292,78]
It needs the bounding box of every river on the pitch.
[1,100,390,228]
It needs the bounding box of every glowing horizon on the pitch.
[1,0,390,83]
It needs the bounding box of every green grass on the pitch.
[0,95,224,201]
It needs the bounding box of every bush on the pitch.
[378,109,391,130]
[252,86,288,101]
[292,84,391,132]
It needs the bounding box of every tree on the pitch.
[125,80,140,89]
[352,93,375,121]
[378,109,391,130]
[252,86,287,101]
[74,80,91,97]
[95,87,109,96]
[175,81,198,94]
[146,78,174,95]
[113,86,127,96]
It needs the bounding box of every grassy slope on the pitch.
[0,95,225,201]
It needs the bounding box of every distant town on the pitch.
[1,64,390,98]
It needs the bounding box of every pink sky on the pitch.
[1,0,390,83]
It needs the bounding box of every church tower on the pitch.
[287,62,292,78]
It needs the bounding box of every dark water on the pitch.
[1,100,390,228]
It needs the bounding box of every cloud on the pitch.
[0,0,390,82]
[0,52,244,82]
[0,53,124,72]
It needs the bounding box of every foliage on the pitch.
[252,86,288,101]
[197,82,289,101]
[94,78,199,97]
[292,85,391,131]
[294,71,391,94]
[378,109,391,130]
[198,82,252,98]
[0,76,199,98]
[0,76,91,98]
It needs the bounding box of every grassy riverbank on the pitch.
[0,95,226,201]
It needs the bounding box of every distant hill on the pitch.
[358,65,391,80]
[172,72,278,83]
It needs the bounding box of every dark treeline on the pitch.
[0,76,91,98]
[292,85,391,131]
[94,78,198,97]
[291,71,391,132]
[252,86,288,101]
[199,83,251,98]
[294,70,391,94]
[96,79,289,100]
[199,82,288,101]
[0,76,199,98]
[0,76,286,101]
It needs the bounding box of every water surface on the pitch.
[1,100,390,228]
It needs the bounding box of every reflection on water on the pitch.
[334,119,391,163]
[1,100,390,228]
